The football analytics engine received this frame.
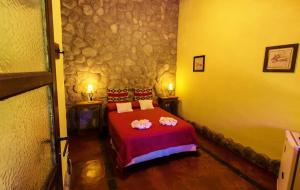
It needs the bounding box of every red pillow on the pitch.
[132,101,140,108]
[107,88,129,102]
[107,102,118,111]
[134,88,153,100]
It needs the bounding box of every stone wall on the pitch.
[61,0,179,104]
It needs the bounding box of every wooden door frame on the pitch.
[45,0,63,188]
[0,0,63,189]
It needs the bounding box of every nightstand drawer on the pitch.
[73,101,103,134]
[158,96,178,115]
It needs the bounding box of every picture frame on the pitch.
[193,55,205,72]
[263,44,299,72]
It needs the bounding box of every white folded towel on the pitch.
[131,119,152,129]
[159,117,177,126]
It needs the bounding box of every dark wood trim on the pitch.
[44,0,63,189]
[0,72,52,100]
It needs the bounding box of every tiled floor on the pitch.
[69,129,276,190]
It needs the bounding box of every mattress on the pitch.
[108,107,199,168]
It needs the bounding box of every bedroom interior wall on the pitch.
[176,0,300,160]
[61,0,179,105]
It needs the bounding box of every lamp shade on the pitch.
[168,83,174,91]
[87,84,93,93]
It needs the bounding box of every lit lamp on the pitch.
[87,84,94,101]
[168,83,174,96]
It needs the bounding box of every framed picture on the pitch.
[263,44,298,72]
[193,55,205,72]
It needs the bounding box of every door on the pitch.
[0,0,64,189]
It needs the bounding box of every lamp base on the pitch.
[88,93,93,101]
[167,90,174,97]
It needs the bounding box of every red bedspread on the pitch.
[108,107,199,167]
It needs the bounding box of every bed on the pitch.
[107,102,199,168]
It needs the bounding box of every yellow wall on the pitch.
[52,0,69,185]
[176,0,300,159]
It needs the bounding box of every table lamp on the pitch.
[168,83,174,96]
[87,84,93,101]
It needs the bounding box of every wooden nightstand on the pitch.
[158,96,179,115]
[73,101,103,134]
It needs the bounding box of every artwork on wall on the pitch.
[193,55,205,72]
[263,44,299,72]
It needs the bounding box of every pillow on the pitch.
[132,101,140,108]
[106,101,159,112]
[152,101,159,107]
[107,102,118,112]
[133,100,158,108]
[107,88,129,102]
[106,101,140,112]
[139,100,154,110]
[134,88,153,100]
[116,102,133,113]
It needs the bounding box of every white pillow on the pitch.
[116,102,133,113]
[139,100,154,110]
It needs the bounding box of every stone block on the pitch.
[110,24,118,34]
[83,5,93,16]
[68,12,80,23]
[96,8,104,16]
[73,37,87,48]
[82,47,98,57]
[64,24,75,35]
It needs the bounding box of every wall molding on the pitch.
[190,122,280,176]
